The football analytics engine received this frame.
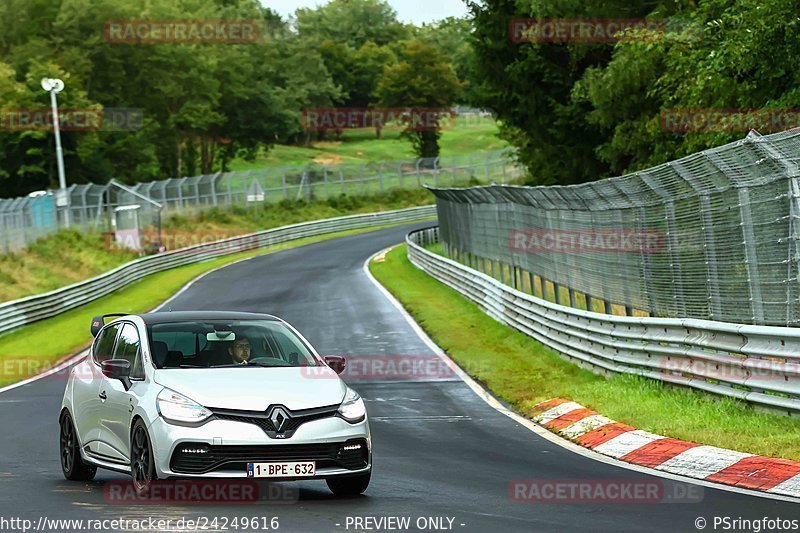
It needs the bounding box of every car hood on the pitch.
[153,366,346,411]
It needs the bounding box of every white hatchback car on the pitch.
[59,311,371,496]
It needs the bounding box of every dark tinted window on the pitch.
[93,324,120,364]
[113,323,144,379]
[148,320,318,368]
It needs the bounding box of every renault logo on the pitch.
[269,406,291,432]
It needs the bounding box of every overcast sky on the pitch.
[263,0,469,25]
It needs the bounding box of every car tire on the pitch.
[59,412,97,481]
[326,470,371,496]
[130,419,158,495]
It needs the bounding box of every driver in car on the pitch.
[228,337,252,364]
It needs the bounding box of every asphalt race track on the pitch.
[0,222,797,532]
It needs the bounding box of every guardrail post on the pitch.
[397,163,404,189]
[637,207,658,316]
[553,281,561,305]
[664,201,686,317]
[585,294,594,312]
[739,187,765,324]
[789,176,800,325]
[210,173,219,206]
[604,299,613,314]
[569,287,576,308]
[698,194,722,319]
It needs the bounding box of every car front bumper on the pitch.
[147,414,371,479]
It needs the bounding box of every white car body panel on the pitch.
[61,313,371,481]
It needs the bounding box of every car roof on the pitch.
[133,311,281,325]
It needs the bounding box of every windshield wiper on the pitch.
[210,361,277,368]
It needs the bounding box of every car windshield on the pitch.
[147,319,319,369]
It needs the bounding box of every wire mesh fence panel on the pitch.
[0,149,517,254]
[431,130,800,326]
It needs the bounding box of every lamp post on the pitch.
[41,77,69,227]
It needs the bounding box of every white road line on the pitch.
[361,245,800,504]
[656,446,754,479]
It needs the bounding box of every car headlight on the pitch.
[156,388,211,424]
[337,387,366,423]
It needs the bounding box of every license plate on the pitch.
[247,461,316,478]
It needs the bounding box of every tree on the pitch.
[294,0,410,49]
[415,17,477,102]
[467,0,670,185]
[375,39,462,158]
[577,0,800,175]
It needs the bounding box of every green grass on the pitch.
[0,222,431,388]
[370,245,800,461]
[0,188,435,303]
[228,118,505,170]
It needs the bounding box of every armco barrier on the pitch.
[0,205,436,335]
[407,226,800,415]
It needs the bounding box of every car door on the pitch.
[75,323,120,455]
[97,322,146,464]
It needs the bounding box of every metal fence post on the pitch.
[738,187,765,324]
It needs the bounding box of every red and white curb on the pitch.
[531,398,800,498]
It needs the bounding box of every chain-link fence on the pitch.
[0,149,520,254]
[431,130,800,327]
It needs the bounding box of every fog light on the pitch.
[182,447,209,454]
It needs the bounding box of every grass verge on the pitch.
[370,245,800,461]
[0,222,430,388]
[228,118,505,170]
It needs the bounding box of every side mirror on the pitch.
[101,359,132,388]
[323,355,346,375]
[90,316,104,337]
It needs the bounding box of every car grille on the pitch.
[170,439,369,474]
[210,404,340,439]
